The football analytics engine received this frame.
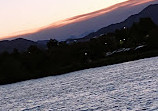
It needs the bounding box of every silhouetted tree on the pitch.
[0,17,158,85]
[148,28,158,48]
[27,45,41,54]
[47,39,58,50]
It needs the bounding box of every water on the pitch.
[0,57,158,111]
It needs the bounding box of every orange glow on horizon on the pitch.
[0,0,128,40]
[130,0,155,6]
[0,0,157,40]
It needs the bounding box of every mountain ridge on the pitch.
[0,38,45,53]
[0,4,158,53]
[4,1,158,41]
[80,4,158,41]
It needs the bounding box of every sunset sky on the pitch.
[0,0,157,40]
[0,0,129,39]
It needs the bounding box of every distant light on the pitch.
[123,39,126,41]
[100,34,104,36]
[85,52,88,56]
[105,43,107,45]
[124,27,126,29]
[146,35,149,37]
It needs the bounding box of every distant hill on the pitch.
[7,1,158,41]
[0,38,45,53]
[0,4,158,52]
[75,4,158,42]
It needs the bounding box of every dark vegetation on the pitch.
[0,18,158,85]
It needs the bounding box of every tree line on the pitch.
[0,18,158,85]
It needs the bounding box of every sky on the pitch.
[0,0,157,40]
[0,0,129,39]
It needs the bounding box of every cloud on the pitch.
[46,1,129,28]
[36,0,157,30]
[2,0,157,40]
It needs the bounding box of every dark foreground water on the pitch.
[0,57,158,111]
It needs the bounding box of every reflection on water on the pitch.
[0,57,158,111]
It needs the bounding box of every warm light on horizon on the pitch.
[0,0,129,40]
[0,0,157,40]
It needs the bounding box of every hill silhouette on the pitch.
[0,4,158,53]
[4,1,158,41]
[74,4,158,42]
[0,16,158,85]
[0,38,45,53]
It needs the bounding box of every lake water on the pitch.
[0,57,158,111]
